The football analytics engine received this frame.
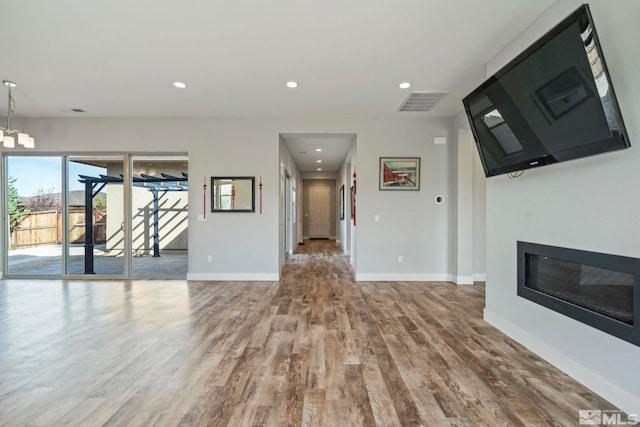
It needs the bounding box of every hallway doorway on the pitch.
[308,187,330,238]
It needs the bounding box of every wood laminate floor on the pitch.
[0,240,616,426]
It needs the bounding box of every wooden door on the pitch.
[308,187,330,238]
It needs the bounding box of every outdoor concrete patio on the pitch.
[7,245,187,276]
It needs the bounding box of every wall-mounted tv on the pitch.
[463,4,630,178]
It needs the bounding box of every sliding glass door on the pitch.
[3,153,188,278]
[67,156,126,276]
[131,156,188,276]
[5,156,63,276]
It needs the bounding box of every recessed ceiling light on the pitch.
[317,168,322,171]
[399,82,411,89]
[316,160,322,163]
[315,148,322,152]
[173,81,187,89]
[286,81,298,88]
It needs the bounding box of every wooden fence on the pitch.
[10,208,107,248]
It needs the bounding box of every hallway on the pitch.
[0,240,616,426]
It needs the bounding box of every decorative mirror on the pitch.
[211,177,255,212]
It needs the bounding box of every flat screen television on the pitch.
[463,4,630,177]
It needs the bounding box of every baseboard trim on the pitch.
[455,276,474,285]
[186,273,279,281]
[473,273,486,282]
[484,309,640,414]
[355,273,453,282]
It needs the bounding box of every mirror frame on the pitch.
[211,176,255,213]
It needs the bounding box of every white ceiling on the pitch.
[0,0,555,119]
[282,133,354,172]
[1,1,555,170]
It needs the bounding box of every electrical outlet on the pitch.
[398,255,403,263]
[207,255,212,262]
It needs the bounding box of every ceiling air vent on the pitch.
[398,91,448,112]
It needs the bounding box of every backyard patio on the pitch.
[7,245,187,276]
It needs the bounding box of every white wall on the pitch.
[279,137,301,269]
[472,146,486,280]
[338,140,356,255]
[472,150,487,282]
[453,110,487,281]
[7,116,455,282]
[483,0,640,412]
[449,112,487,284]
[354,118,452,281]
[455,129,474,285]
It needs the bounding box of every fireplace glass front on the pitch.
[526,254,633,325]
[517,242,639,346]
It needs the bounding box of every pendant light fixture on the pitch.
[1,80,35,149]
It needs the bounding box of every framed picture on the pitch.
[379,157,420,190]
[339,185,345,220]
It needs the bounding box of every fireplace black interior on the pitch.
[518,242,640,346]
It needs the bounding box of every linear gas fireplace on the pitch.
[517,242,640,346]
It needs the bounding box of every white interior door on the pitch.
[309,187,330,238]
